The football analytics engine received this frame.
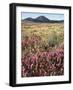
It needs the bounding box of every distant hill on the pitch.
[22,16,64,23]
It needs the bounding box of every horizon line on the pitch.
[21,12,64,21]
[21,15,64,21]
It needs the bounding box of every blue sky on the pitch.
[21,12,64,20]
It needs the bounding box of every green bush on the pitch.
[48,31,59,47]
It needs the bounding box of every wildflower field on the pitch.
[21,21,64,77]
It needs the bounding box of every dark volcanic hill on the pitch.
[23,16,64,23]
[35,16,50,22]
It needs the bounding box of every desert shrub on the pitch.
[48,31,59,47]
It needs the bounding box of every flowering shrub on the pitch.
[21,35,64,77]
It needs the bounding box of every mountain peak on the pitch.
[36,16,50,22]
[23,16,64,23]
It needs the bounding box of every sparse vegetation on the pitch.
[21,21,64,77]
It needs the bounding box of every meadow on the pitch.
[21,21,64,77]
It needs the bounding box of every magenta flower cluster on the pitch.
[21,35,64,77]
